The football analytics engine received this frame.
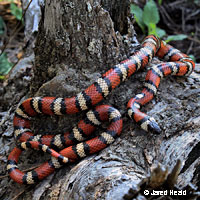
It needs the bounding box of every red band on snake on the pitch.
[7,35,195,184]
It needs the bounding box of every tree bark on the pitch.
[1,0,200,199]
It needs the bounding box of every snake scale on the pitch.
[7,35,195,184]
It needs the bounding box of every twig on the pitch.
[0,0,33,56]
[181,7,185,32]
[186,9,200,21]
[185,36,200,45]
[11,186,32,200]
[173,30,200,45]
[186,41,194,55]
[159,6,178,29]
[168,0,186,7]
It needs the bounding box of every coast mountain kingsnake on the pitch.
[7,35,195,184]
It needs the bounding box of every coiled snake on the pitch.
[7,35,195,184]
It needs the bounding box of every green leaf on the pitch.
[165,34,188,43]
[0,16,4,35]
[189,54,196,62]
[155,27,166,38]
[0,53,13,75]
[143,0,160,26]
[0,75,6,80]
[130,4,145,33]
[10,2,22,21]
[148,23,156,35]
[158,0,162,5]
[194,0,200,6]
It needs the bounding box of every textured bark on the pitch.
[31,0,136,95]
[1,0,200,200]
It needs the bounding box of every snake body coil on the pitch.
[7,35,195,184]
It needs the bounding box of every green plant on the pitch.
[158,0,162,5]
[188,54,196,62]
[194,0,200,6]
[130,0,187,42]
[0,16,4,35]
[0,1,22,78]
[10,1,23,21]
[131,0,165,37]
[130,4,145,33]
[165,34,188,43]
[0,53,13,76]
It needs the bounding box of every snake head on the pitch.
[140,116,162,134]
[148,117,162,134]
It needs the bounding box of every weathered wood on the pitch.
[1,0,199,199]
